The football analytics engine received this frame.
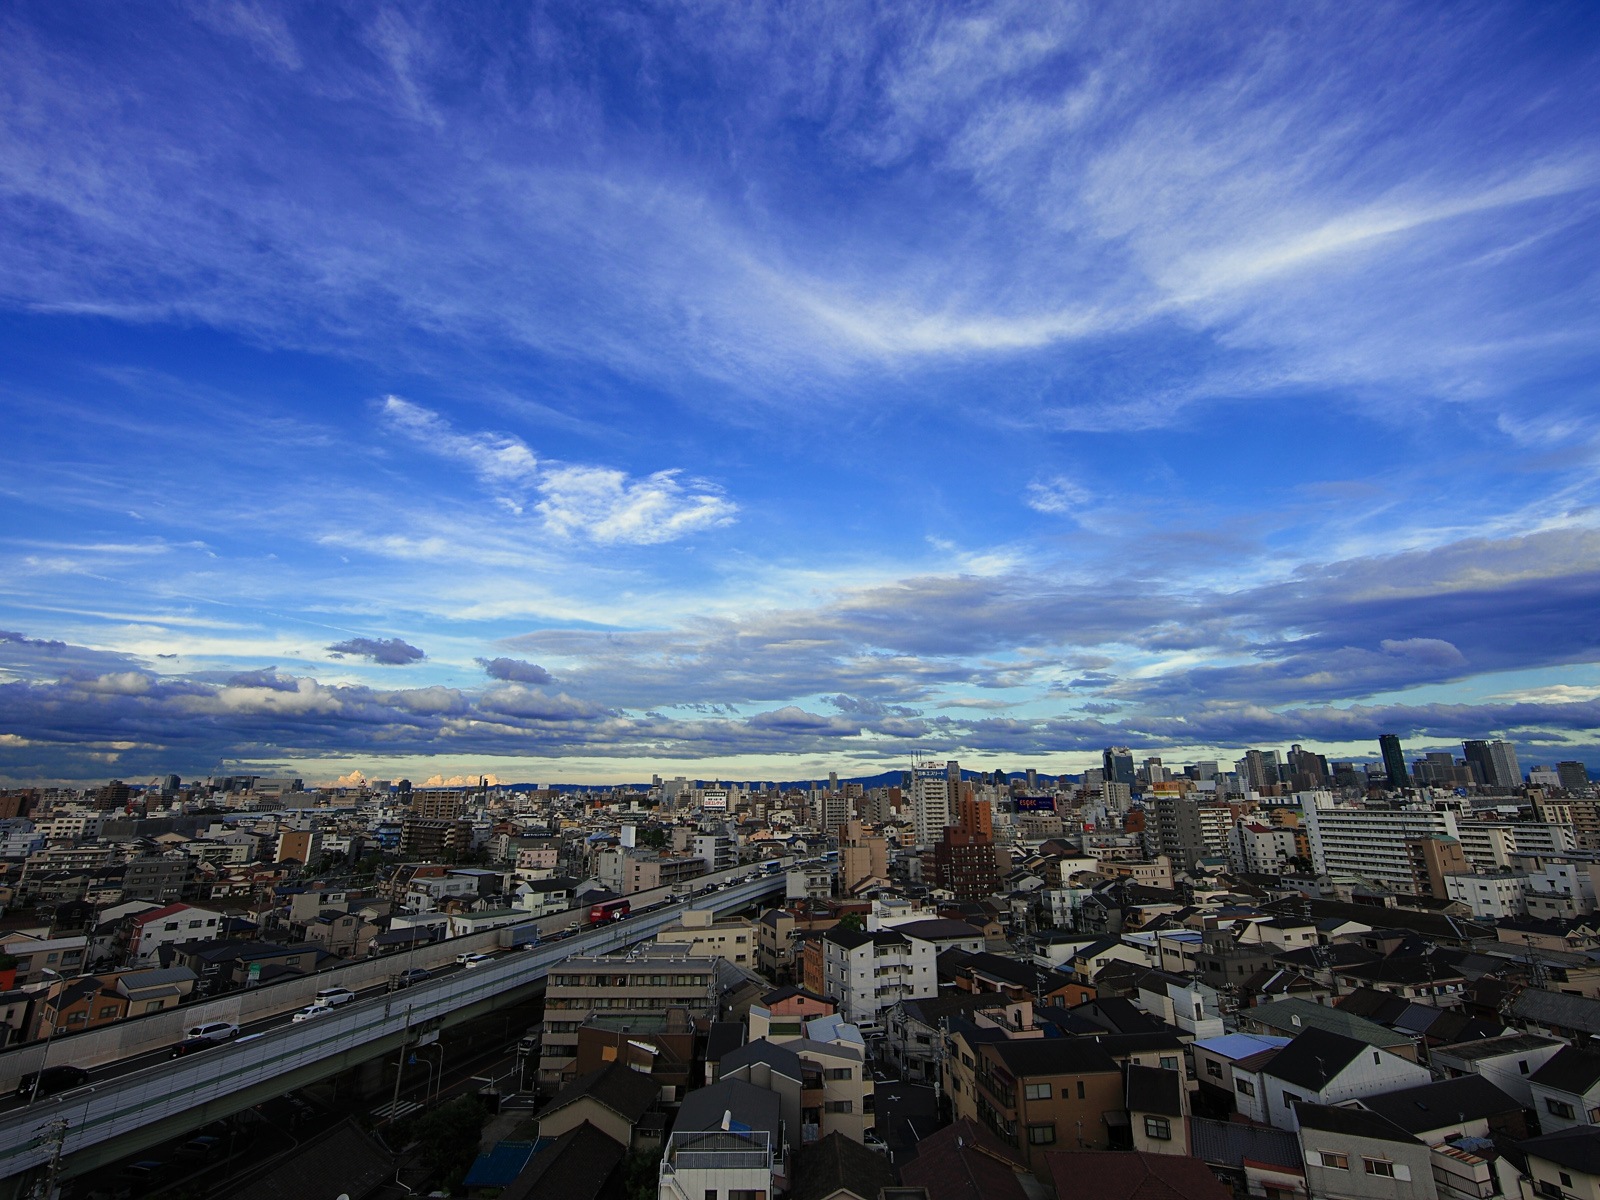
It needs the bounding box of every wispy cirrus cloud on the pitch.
[381,397,735,543]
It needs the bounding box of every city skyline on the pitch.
[3,4,1600,783]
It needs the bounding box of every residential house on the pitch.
[1432,1033,1566,1108]
[129,903,225,964]
[1193,1032,1291,1122]
[657,1079,787,1200]
[536,1060,662,1154]
[1126,1064,1188,1156]
[898,1117,1032,1200]
[970,1035,1125,1172]
[1359,1075,1527,1144]
[1294,1102,1437,1200]
[1240,998,1421,1062]
[788,1131,895,1200]
[1262,1028,1434,1131]
[1530,1046,1600,1134]
[1046,1150,1235,1200]
[500,1121,628,1200]
[748,987,836,1042]
[757,910,799,981]
[1518,1126,1600,1200]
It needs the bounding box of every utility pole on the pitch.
[389,1003,414,1114]
[33,1117,68,1200]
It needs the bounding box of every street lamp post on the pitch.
[419,1041,445,1104]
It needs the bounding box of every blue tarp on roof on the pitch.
[462,1139,548,1188]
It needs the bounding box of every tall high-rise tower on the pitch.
[1102,747,1135,790]
[1379,734,1411,790]
[1488,741,1522,789]
[911,760,955,848]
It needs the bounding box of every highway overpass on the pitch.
[0,870,785,1191]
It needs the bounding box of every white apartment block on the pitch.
[821,926,937,1029]
[1305,804,1458,888]
[1306,802,1576,890]
[1230,821,1298,874]
[1443,872,1528,919]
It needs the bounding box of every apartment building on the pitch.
[655,909,756,968]
[721,1026,874,1145]
[128,903,225,964]
[969,1036,1125,1172]
[541,950,718,1087]
[821,926,937,1029]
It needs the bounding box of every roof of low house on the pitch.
[1513,989,1600,1036]
[1520,1126,1600,1176]
[722,1038,803,1081]
[1045,1150,1234,1200]
[1246,998,1414,1049]
[1359,1076,1521,1133]
[501,1121,627,1200]
[1263,1027,1371,1092]
[540,1060,660,1125]
[1529,1045,1600,1096]
[988,1037,1120,1077]
[789,1131,898,1200]
[1293,1101,1422,1145]
[899,1117,1028,1200]
[1189,1117,1303,1171]
[1434,1032,1564,1062]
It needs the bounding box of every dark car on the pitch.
[14,1065,89,1099]
[395,968,431,987]
[118,1160,167,1183]
[176,1135,224,1160]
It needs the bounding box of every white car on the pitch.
[290,1005,331,1023]
[186,1020,239,1044]
[863,1130,888,1153]
[461,953,494,969]
[314,986,355,1007]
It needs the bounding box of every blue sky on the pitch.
[2,1,1599,785]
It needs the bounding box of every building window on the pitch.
[1024,1083,1051,1101]
[1160,1056,1180,1072]
[825,1100,853,1113]
[825,1068,852,1081]
[1206,1060,1223,1078]
[1317,1152,1349,1170]
[1077,1080,1086,1100]
[1144,1117,1171,1141]
[1364,1159,1396,1178]
[1027,1124,1056,1145]
[728,1192,765,1200]
[1547,1098,1576,1119]
[1538,1182,1564,1200]
[1235,1079,1255,1097]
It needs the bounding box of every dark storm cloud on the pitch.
[326,637,425,664]
[477,657,554,685]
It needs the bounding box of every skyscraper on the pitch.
[1489,741,1522,790]
[1379,734,1410,790]
[1102,747,1135,790]
[911,761,954,848]
[1465,739,1521,789]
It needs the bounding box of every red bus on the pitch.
[589,898,631,924]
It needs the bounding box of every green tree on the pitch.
[835,912,865,932]
[410,1095,487,1188]
[619,1149,661,1200]
[636,828,667,849]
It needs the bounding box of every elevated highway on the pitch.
[0,871,785,1189]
